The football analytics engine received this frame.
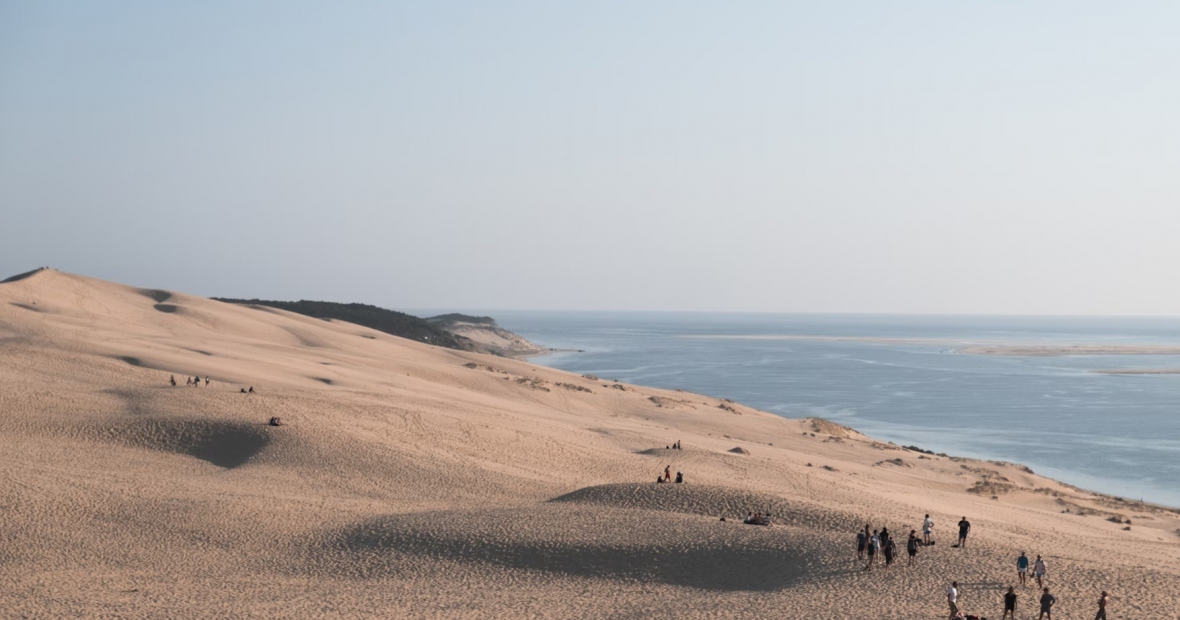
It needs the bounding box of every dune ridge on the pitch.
[2,269,1179,619]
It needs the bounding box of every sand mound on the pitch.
[139,289,174,303]
[101,418,272,468]
[805,417,859,438]
[335,505,815,592]
[550,483,857,531]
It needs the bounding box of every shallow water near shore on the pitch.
[478,312,1180,508]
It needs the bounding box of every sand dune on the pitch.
[3,269,1180,619]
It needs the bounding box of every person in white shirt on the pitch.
[1034,556,1048,587]
[947,581,959,619]
[864,531,880,570]
[924,514,934,545]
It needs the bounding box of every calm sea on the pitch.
[477,312,1180,508]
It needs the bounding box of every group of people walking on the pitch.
[859,516,1110,618]
[171,375,208,387]
[857,524,924,570]
[169,374,253,393]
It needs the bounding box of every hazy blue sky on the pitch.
[3,2,1178,314]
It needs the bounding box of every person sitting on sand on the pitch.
[656,476,664,484]
[674,471,683,483]
[1095,590,1108,620]
[240,388,247,393]
[1038,587,1055,619]
[1001,585,1017,619]
[906,530,919,566]
[744,512,753,524]
[1034,555,1047,587]
[947,581,959,619]
[1017,552,1029,585]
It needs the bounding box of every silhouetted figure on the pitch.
[1039,587,1056,619]
[269,417,283,427]
[170,375,176,387]
[675,471,683,483]
[186,377,192,386]
[240,388,247,393]
[204,377,210,387]
[248,386,254,394]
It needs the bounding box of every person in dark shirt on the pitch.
[856,529,867,560]
[957,517,972,548]
[1038,587,1056,619]
[1002,585,1017,619]
[906,530,919,566]
[1095,590,1109,620]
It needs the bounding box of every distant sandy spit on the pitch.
[959,345,1180,356]
[684,335,1180,357]
[681,335,991,345]
[1091,368,1180,375]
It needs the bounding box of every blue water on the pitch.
[479,312,1180,508]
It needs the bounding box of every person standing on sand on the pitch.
[856,528,867,560]
[1017,552,1030,585]
[864,530,880,570]
[906,530,919,566]
[170,375,176,387]
[883,535,895,568]
[1095,590,1108,620]
[957,516,971,548]
[1038,587,1056,619]
[947,581,959,619]
[1034,555,1047,587]
[1001,585,1017,619]
[924,514,934,544]
[205,377,210,387]
[186,377,192,386]
[664,465,671,482]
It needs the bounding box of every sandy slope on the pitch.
[2,269,1178,619]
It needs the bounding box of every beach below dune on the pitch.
[3,271,1180,619]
